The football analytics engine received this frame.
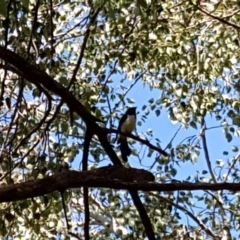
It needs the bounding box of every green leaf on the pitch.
[155,109,160,117]
[148,98,154,104]
[137,0,148,8]
[216,159,224,167]
[127,98,135,103]
[190,121,197,129]
[225,133,232,142]
[0,1,6,17]
[232,146,238,152]
[170,168,177,177]
[22,0,29,11]
[61,122,69,132]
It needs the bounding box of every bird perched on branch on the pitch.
[117,107,137,162]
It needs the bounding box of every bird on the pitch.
[117,107,137,162]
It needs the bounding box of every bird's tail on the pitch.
[120,139,131,162]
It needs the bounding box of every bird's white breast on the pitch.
[121,115,136,133]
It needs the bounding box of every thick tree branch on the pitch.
[0,167,239,204]
[94,128,157,239]
[0,47,155,240]
[0,46,101,124]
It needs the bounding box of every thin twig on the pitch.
[27,0,40,56]
[13,89,52,153]
[225,152,240,182]
[82,128,93,240]
[150,125,181,169]
[107,128,168,156]
[49,0,54,60]
[68,3,106,89]
[200,118,217,183]
[196,4,240,30]
[149,193,217,239]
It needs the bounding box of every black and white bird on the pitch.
[117,107,137,162]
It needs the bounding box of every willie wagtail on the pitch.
[117,107,137,162]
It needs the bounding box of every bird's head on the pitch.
[126,107,137,115]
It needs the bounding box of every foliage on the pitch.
[0,0,240,239]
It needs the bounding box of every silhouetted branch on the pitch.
[194,3,240,30]
[69,3,105,89]
[107,128,168,156]
[82,128,93,240]
[0,46,101,124]
[0,167,239,204]
[149,193,216,239]
[200,118,217,183]
[95,128,157,239]
[0,47,155,240]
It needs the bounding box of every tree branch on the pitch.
[69,3,105,89]
[0,46,101,124]
[0,167,239,204]
[195,3,240,30]
[0,47,156,240]
[107,128,168,156]
[82,128,93,240]
[200,118,217,183]
[149,193,217,239]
